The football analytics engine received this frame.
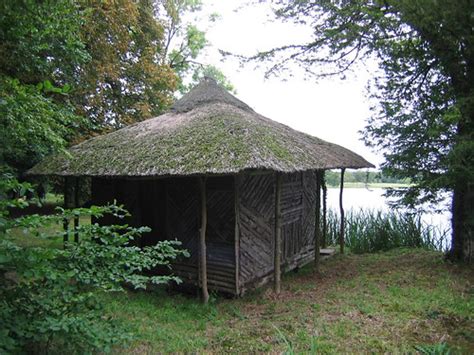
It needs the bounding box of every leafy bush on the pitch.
[325,209,448,254]
[0,176,188,353]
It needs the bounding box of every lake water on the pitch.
[326,187,452,250]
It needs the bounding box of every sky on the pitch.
[191,0,383,168]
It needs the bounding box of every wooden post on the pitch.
[314,171,322,271]
[74,177,80,243]
[339,168,346,254]
[234,174,241,295]
[63,177,69,245]
[322,172,327,249]
[198,177,209,304]
[274,173,282,294]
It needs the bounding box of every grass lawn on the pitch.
[103,249,473,354]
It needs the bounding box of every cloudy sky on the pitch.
[192,0,382,168]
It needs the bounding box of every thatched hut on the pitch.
[29,78,373,298]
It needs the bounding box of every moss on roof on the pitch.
[28,79,374,177]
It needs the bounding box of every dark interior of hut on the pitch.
[91,176,237,293]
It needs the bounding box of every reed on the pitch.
[325,209,449,254]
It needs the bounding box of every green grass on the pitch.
[6,205,471,353]
[44,192,63,204]
[101,249,473,353]
[9,216,90,249]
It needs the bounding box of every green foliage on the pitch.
[75,0,177,131]
[0,77,84,173]
[0,0,229,175]
[190,65,237,94]
[0,0,180,174]
[159,0,234,94]
[325,209,447,254]
[0,0,89,84]
[0,177,188,353]
[414,342,453,355]
[0,0,89,174]
[253,0,474,260]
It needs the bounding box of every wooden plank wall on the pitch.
[92,172,317,296]
[238,171,317,293]
[281,173,304,264]
[287,170,317,269]
[238,174,275,288]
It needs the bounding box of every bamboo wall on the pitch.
[237,171,316,293]
[91,171,317,296]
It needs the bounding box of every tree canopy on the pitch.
[75,0,177,131]
[0,0,88,174]
[250,0,473,261]
[1,0,231,175]
[157,0,235,94]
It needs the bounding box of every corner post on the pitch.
[339,168,346,254]
[234,174,241,296]
[198,177,209,304]
[63,177,69,245]
[274,173,282,294]
[314,170,322,271]
[322,171,327,249]
[74,177,80,243]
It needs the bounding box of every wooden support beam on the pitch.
[314,170,322,271]
[198,177,209,304]
[274,173,282,294]
[339,168,346,254]
[234,174,241,296]
[322,171,327,249]
[74,177,80,243]
[63,177,69,245]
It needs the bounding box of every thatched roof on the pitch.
[28,78,374,177]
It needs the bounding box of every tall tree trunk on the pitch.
[450,181,473,261]
[449,105,474,262]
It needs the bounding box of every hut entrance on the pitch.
[91,175,237,293]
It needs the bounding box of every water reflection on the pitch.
[326,187,452,249]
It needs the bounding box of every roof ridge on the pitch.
[171,77,254,113]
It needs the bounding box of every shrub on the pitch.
[0,176,189,353]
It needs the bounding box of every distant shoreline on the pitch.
[327,182,411,189]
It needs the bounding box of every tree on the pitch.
[188,64,237,93]
[0,0,89,174]
[74,0,177,131]
[157,0,234,94]
[0,0,179,174]
[0,78,83,175]
[248,0,473,261]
